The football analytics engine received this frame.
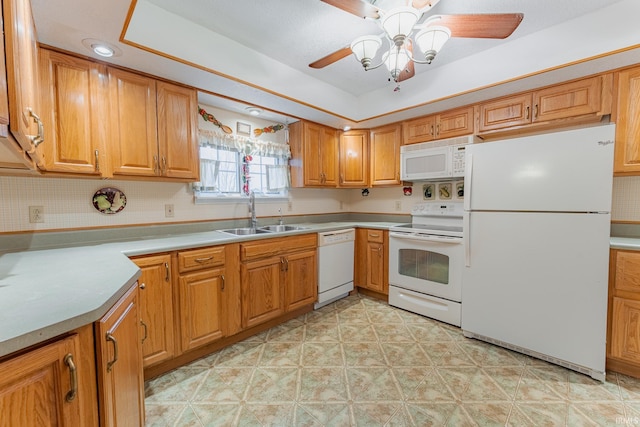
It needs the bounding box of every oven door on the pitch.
[389,231,463,302]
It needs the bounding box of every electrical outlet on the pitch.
[339,200,344,210]
[395,201,402,211]
[165,204,174,218]
[287,201,293,211]
[29,206,44,223]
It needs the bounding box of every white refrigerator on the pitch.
[461,124,615,381]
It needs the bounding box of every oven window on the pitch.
[398,249,449,284]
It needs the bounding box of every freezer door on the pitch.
[462,211,610,374]
[464,124,615,212]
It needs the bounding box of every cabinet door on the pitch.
[178,267,225,352]
[366,241,386,293]
[156,82,199,180]
[109,68,158,177]
[284,249,317,312]
[133,254,175,368]
[241,257,284,329]
[96,284,145,427]
[614,66,640,174]
[38,50,109,175]
[532,76,603,122]
[436,106,475,139]
[339,130,368,187]
[403,115,435,144]
[302,122,323,186]
[321,126,338,186]
[611,297,640,365]
[0,335,81,427]
[370,124,401,186]
[2,0,41,156]
[478,93,533,132]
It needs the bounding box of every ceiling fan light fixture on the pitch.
[381,6,421,46]
[414,26,451,63]
[383,47,411,81]
[350,35,383,69]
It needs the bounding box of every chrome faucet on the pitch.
[278,208,284,225]
[249,191,257,229]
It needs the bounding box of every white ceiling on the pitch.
[31,0,640,129]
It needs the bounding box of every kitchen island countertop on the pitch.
[0,221,398,358]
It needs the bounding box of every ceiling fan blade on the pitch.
[434,13,524,39]
[321,0,380,19]
[309,46,352,69]
[397,40,415,83]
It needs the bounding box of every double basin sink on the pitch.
[220,224,308,236]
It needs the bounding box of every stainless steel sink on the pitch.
[259,225,308,232]
[219,227,272,235]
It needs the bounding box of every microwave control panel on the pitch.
[452,145,467,176]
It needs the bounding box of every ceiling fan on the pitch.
[310,0,523,86]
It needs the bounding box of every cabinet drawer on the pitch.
[240,234,317,261]
[178,246,225,272]
[367,230,384,243]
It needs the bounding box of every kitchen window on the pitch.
[194,129,291,201]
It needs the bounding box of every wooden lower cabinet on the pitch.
[133,254,175,368]
[355,229,389,297]
[240,234,318,329]
[0,333,90,427]
[614,66,640,174]
[607,249,640,377]
[95,283,145,427]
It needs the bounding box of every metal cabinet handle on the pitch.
[161,156,167,175]
[378,246,382,256]
[280,258,286,272]
[164,262,170,282]
[94,149,100,172]
[195,257,213,264]
[430,125,434,136]
[533,104,538,119]
[106,332,118,372]
[284,257,289,272]
[64,353,77,402]
[525,106,530,120]
[369,233,380,238]
[153,155,159,175]
[221,274,225,291]
[436,124,440,136]
[140,320,148,344]
[27,108,44,148]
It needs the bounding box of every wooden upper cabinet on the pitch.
[109,68,199,181]
[38,49,109,176]
[614,66,640,174]
[370,123,401,186]
[403,106,474,144]
[2,0,44,166]
[478,93,532,132]
[290,120,338,187]
[339,129,368,187]
[109,68,158,177]
[479,74,612,135]
[156,81,199,180]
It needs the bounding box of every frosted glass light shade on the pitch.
[415,26,451,63]
[350,35,383,68]
[381,7,420,45]
[383,47,411,80]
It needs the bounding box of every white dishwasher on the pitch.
[316,228,355,309]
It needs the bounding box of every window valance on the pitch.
[198,129,291,159]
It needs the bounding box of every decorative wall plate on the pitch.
[93,187,126,214]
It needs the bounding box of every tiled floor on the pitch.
[145,294,640,426]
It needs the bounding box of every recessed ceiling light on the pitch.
[81,38,122,58]
[245,107,262,116]
[92,44,114,57]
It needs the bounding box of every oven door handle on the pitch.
[390,232,462,244]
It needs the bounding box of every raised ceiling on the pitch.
[31,0,640,128]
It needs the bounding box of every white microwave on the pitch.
[400,135,477,181]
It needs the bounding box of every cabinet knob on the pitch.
[139,283,146,290]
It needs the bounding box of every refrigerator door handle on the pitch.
[464,153,473,211]
[464,212,471,267]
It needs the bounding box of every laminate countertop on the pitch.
[610,236,640,251]
[0,222,396,358]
